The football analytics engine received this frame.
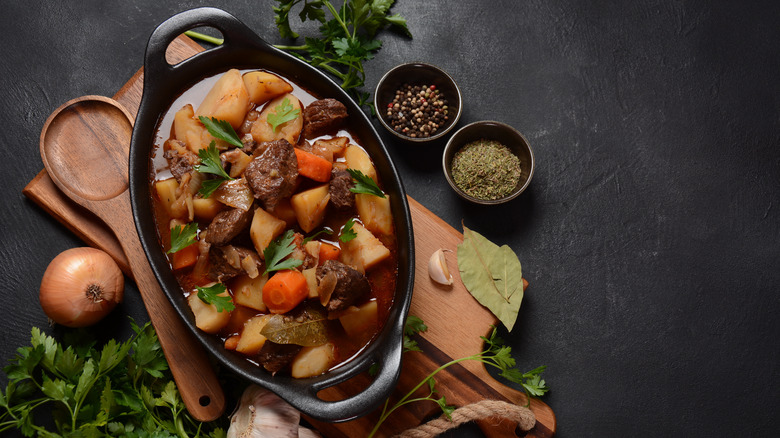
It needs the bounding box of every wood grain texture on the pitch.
[22,35,555,436]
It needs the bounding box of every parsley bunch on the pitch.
[0,320,227,437]
[273,0,411,106]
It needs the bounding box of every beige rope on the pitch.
[392,400,536,438]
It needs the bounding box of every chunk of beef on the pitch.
[257,342,302,375]
[329,168,355,211]
[244,139,298,210]
[208,245,264,282]
[316,260,371,312]
[163,139,199,182]
[303,99,348,139]
[205,208,252,246]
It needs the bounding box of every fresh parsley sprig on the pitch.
[264,229,304,274]
[196,283,235,312]
[168,222,198,254]
[195,141,234,198]
[198,116,243,148]
[267,97,301,132]
[0,320,228,437]
[340,217,358,242]
[348,168,385,197]
[368,321,549,437]
[273,0,411,106]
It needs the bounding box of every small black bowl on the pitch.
[374,62,462,143]
[443,121,535,205]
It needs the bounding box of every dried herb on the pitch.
[456,225,524,331]
[260,306,328,346]
[451,139,521,200]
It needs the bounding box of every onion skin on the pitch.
[39,247,124,328]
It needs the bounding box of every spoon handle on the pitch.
[105,196,226,422]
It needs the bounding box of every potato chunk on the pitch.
[341,222,391,271]
[344,145,377,181]
[291,343,336,378]
[339,300,378,339]
[193,196,224,221]
[290,185,330,233]
[196,69,251,129]
[231,273,269,311]
[235,315,273,355]
[355,193,393,236]
[187,290,232,334]
[251,93,303,145]
[242,71,293,105]
[154,178,179,217]
[250,207,287,258]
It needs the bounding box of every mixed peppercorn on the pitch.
[385,83,449,138]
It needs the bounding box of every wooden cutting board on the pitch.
[23,35,556,437]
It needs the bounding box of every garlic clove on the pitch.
[428,249,453,285]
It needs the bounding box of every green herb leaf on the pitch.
[260,306,328,347]
[196,283,235,312]
[340,218,358,242]
[302,228,334,244]
[267,97,301,132]
[195,142,231,179]
[457,225,524,331]
[198,116,243,148]
[347,169,385,198]
[195,141,233,197]
[168,223,198,254]
[264,229,304,274]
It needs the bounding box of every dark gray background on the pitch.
[1,1,778,436]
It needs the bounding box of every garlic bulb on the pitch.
[428,249,453,285]
[227,385,321,438]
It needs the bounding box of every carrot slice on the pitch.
[224,335,240,350]
[318,242,341,263]
[262,270,309,314]
[294,148,333,182]
[172,243,199,270]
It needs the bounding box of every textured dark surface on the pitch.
[1,1,778,436]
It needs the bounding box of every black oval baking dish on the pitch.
[128,7,414,422]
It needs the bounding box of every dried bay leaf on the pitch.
[260,306,328,347]
[457,225,524,331]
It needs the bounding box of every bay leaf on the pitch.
[457,225,524,331]
[260,306,328,347]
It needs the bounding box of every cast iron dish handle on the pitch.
[140,7,407,422]
[143,7,270,86]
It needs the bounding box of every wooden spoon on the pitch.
[39,95,226,422]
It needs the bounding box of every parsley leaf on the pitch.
[198,116,243,148]
[302,228,334,244]
[403,314,427,353]
[195,141,233,197]
[347,168,385,197]
[196,283,235,312]
[267,97,301,132]
[167,223,198,254]
[340,218,358,242]
[263,229,304,274]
